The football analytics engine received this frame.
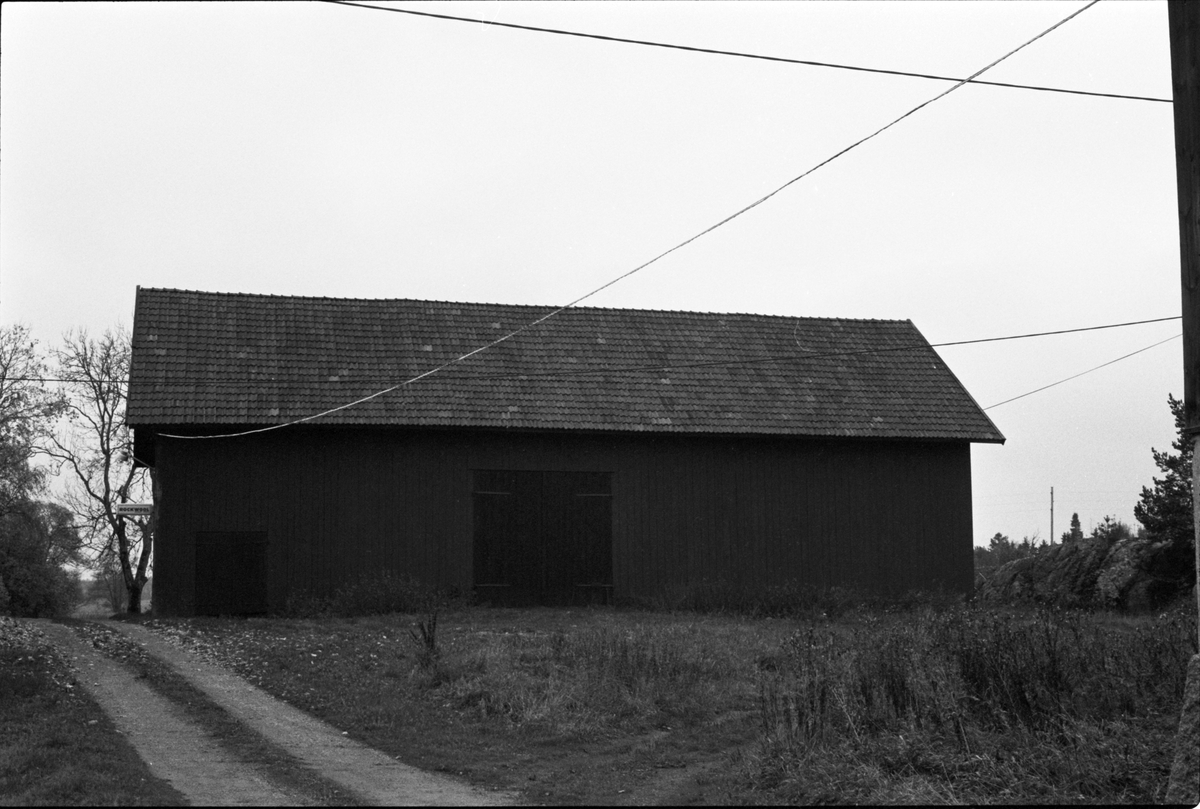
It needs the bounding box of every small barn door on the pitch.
[195,532,268,615]
[473,471,612,605]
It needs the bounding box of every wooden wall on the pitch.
[150,427,974,615]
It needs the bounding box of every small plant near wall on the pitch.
[408,612,439,668]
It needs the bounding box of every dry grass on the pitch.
[144,608,778,803]
[427,620,747,736]
[756,602,1196,804]
[136,600,1196,805]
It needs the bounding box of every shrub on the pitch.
[0,503,83,618]
[281,571,448,618]
[644,579,961,619]
[0,554,81,618]
[974,532,1042,579]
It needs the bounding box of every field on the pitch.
[134,598,1196,805]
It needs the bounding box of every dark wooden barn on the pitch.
[127,288,1004,615]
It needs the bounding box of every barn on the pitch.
[127,287,1004,616]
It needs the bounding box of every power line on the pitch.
[5,314,1181,385]
[982,333,1181,410]
[321,0,1169,104]
[934,315,1181,347]
[149,2,1099,439]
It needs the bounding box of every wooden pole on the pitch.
[1167,0,1198,642]
[1166,2,1200,804]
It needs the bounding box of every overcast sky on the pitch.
[0,1,1184,546]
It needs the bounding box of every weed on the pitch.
[408,612,439,668]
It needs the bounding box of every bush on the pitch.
[643,579,961,619]
[282,571,447,618]
[974,532,1043,580]
[0,503,83,618]
[0,550,81,618]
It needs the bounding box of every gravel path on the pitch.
[36,619,515,807]
[36,620,308,806]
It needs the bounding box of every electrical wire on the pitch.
[933,315,1181,347]
[982,333,1181,411]
[140,1,1099,439]
[321,0,1170,104]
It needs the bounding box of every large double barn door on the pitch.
[473,470,612,605]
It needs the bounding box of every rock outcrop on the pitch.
[975,533,1194,610]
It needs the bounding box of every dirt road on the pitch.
[36,619,515,807]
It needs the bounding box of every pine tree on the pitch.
[1133,395,1194,549]
[1060,512,1084,544]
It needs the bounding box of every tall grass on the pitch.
[757,602,1196,803]
[144,602,1193,803]
[432,622,749,735]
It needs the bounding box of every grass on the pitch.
[755,602,1196,804]
[138,598,1197,804]
[8,568,1191,804]
[0,618,185,807]
[145,608,779,803]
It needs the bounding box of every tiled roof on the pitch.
[127,288,1004,442]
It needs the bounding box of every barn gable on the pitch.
[128,288,1003,615]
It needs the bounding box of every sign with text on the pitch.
[115,503,153,517]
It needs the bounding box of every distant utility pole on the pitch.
[1046,484,1056,542]
[1050,487,1054,545]
[1166,2,1200,805]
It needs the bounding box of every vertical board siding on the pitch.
[151,427,975,615]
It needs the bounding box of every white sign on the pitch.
[115,503,153,517]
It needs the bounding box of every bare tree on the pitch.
[46,327,153,613]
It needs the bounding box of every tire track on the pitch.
[105,621,514,807]
[37,620,308,807]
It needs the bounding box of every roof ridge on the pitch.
[135,287,913,325]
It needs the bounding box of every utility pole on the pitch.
[1168,0,1200,645]
[1166,2,1200,804]
[1050,487,1054,545]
